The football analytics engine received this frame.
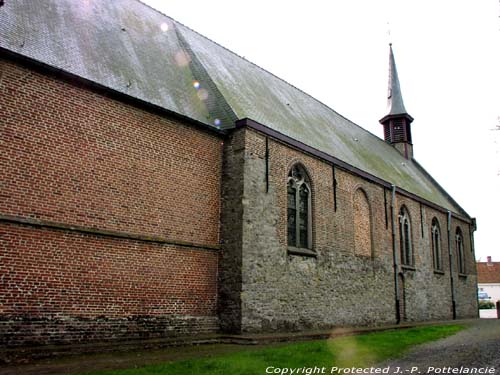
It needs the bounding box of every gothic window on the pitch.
[456,228,465,274]
[431,218,442,271]
[399,207,413,266]
[353,188,372,257]
[287,164,312,249]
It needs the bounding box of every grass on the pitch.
[79,325,464,375]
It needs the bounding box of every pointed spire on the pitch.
[386,44,408,116]
[380,44,414,159]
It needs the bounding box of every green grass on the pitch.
[80,325,464,375]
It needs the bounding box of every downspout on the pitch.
[391,184,400,324]
[332,164,337,212]
[265,137,269,193]
[447,210,456,320]
[470,218,478,318]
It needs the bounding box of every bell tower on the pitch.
[380,44,414,159]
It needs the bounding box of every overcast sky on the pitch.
[142,0,500,261]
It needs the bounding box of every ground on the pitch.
[0,319,498,375]
[381,319,500,372]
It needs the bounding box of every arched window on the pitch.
[399,207,413,266]
[431,218,442,271]
[287,164,312,249]
[456,228,465,274]
[353,188,372,257]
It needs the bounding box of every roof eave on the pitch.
[379,113,414,124]
[237,117,472,223]
[0,47,227,138]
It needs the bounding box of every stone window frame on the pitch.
[399,206,414,268]
[352,186,374,258]
[431,217,443,272]
[456,227,466,275]
[287,163,314,256]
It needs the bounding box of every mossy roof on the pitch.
[0,0,467,216]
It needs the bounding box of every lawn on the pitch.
[79,325,464,375]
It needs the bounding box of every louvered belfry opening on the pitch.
[392,118,405,143]
[383,124,391,142]
[382,116,413,145]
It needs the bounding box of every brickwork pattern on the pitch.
[0,59,222,346]
[353,188,372,257]
[0,223,219,346]
[0,59,222,246]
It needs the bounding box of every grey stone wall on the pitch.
[239,129,396,332]
[218,128,246,333]
[220,127,477,333]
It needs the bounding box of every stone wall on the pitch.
[238,129,395,332]
[218,128,246,332]
[228,127,477,333]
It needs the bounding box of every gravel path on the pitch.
[379,319,500,374]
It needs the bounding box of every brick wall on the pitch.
[0,223,218,346]
[0,58,222,346]
[0,58,222,246]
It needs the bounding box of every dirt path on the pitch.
[379,319,500,373]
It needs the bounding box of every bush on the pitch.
[479,300,495,309]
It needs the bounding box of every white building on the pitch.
[477,256,500,303]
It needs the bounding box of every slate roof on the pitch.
[0,0,469,217]
[477,262,500,284]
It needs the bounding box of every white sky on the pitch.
[142,0,500,261]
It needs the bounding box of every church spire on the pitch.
[386,44,407,116]
[380,44,414,159]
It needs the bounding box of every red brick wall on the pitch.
[0,223,218,318]
[0,58,222,246]
[0,58,222,346]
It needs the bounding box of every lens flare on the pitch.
[193,80,201,90]
[174,50,191,67]
[160,22,169,32]
[214,118,221,126]
[196,88,209,101]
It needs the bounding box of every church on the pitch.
[0,0,478,349]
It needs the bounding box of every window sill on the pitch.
[401,265,416,271]
[287,247,317,258]
[433,269,445,275]
[458,273,467,279]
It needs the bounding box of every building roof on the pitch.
[477,262,500,284]
[0,0,469,217]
